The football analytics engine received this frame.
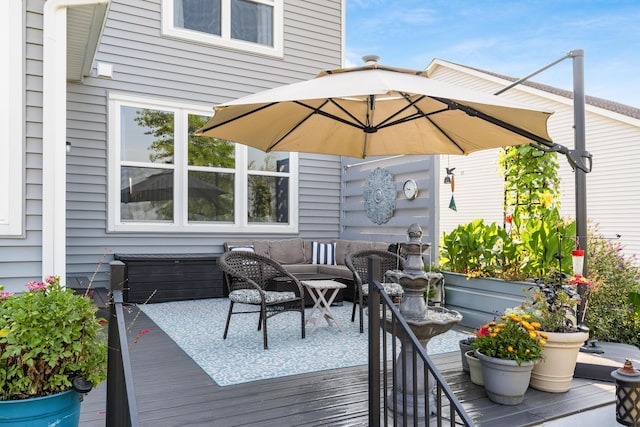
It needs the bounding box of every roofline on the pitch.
[426,58,640,122]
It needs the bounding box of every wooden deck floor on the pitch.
[80,309,617,426]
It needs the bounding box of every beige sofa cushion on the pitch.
[269,238,305,264]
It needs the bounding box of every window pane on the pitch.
[121,107,174,164]
[247,175,288,223]
[231,0,273,46]
[121,167,173,222]
[248,148,288,172]
[188,171,235,222]
[188,114,235,168]
[175,0,221,35]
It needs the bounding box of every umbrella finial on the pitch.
[362,55,380,65]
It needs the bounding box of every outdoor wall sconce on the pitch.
[611,358,640,426]
[66,141,72,153]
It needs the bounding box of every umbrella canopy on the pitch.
[196,60,554,158]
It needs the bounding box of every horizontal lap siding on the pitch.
[64,0,344,288]
[431,62,640,258]
[340,155,440,252]
[0,3,45,291]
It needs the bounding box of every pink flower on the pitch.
[0,291,12,300]
[45,275,59,285]
[477,326,490,337]
[26,281,47,292]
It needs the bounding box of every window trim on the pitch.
[161,0,284,58]
[108,93,298,234]
[0,0,24,236]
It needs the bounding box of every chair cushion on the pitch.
[360,282,404,296]
[311,241,336,265]
[229,289,297,305]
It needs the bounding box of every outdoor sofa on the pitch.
[223,237,390,304]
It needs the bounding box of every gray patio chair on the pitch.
[217,251,305,349]
[345,249,405,333]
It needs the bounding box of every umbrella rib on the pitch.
[265,99,358,151]
[198,103,278,133]
[432,97,553,145]
[294,99,368,130]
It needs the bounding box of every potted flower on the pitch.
[472,312,545,405]
[0,276,107,425]
[517,270,591,392]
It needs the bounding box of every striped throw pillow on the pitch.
[311,241,336,265]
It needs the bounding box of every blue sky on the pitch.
[345,1,640,108]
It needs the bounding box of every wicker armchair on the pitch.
[217,251,305,349]
[345,249,405,333]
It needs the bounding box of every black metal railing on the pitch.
[106,260,140,427]
[367,256,474,426]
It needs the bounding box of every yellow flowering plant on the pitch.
[472,313,546,365]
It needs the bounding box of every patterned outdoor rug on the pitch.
[140,298,470,386]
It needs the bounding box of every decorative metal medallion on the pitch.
[363,167,396,225]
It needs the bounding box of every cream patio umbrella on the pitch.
[196,57,555,157]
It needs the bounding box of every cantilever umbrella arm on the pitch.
[530,142,593,173]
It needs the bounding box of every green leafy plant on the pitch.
[0,276,107,400]
[440,219,524,280]
[584,225,640,347]
[440,145,576,281]
[472,312,546,365]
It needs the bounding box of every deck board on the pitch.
[81,308,616,426]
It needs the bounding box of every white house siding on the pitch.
[429,60,640,259]
[1,0,344,292]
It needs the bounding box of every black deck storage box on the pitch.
[114,253,224,303]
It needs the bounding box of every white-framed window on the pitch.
[0,0,24,236]
[108,93,298,233]
[161,0,283,57]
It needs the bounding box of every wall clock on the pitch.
[403,179,419,200]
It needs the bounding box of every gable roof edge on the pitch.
[426,58,640,127]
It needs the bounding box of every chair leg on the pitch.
[351,297,357,322]
[262,305,268,350]
[359,293,365,333]
[300,300,306,339]
[257,310,263,331]
[223,301,234,339]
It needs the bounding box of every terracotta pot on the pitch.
[465,350,483,385]
[530,331,589,392]
[476,350,536,405]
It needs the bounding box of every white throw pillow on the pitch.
[228,245,255,252]
[311,241,336,265]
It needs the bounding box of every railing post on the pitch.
[107,260,139,427]
[368,255,382,427]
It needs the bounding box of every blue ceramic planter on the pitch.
[0,389,81,426]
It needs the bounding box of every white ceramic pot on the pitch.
[529,331,589,392]
[465,350,483,386]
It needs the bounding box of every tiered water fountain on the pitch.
[385,224,463,417]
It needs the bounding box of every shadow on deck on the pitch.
[80,308,617,426]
